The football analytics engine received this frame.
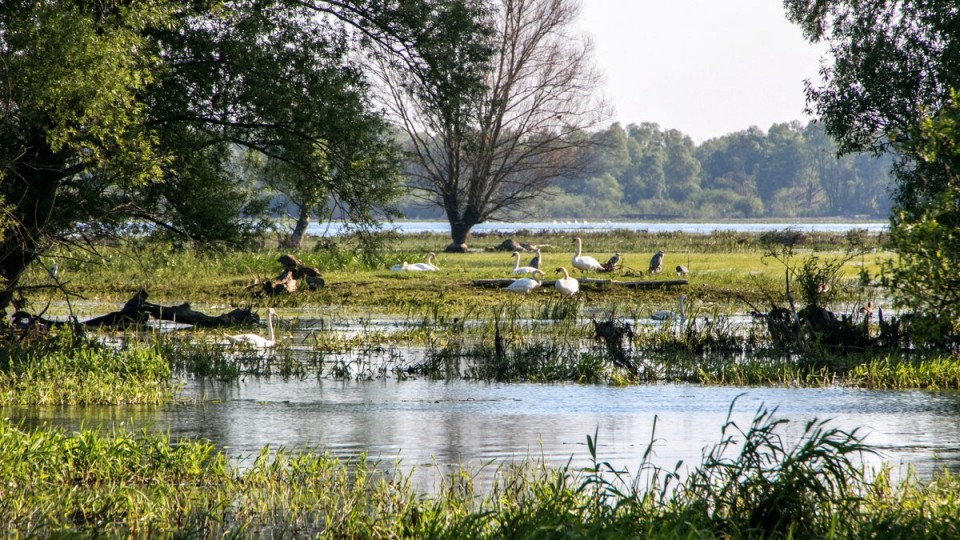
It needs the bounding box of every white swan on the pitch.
[390,261,412,271]
[652,296,686,321]
[511,251,540,275]
[554,267,579,297]
[504,270,544,293]
[571,237,604,272]
[407,252,440,271]
[225,308,277,348]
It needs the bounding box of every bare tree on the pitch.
[376,0,608,251]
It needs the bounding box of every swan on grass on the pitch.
[554,267,579,297]
[504,269,545,293]
[408,252,440,271]
[511,251,541,275]
[225,308,277,348]
[391,253,439,271]
[571,237,604,272]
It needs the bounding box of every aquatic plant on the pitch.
[0,329,173,405]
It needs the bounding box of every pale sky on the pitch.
[578,0,828,143]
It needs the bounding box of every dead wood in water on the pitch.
[14,289,261,330]
[592,319,636,371]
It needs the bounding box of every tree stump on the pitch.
[263,254,324,295]
[592,319,636,371]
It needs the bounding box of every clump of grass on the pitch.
[679,399,874,539]
[0,329,173,405]
[847,354,960,389]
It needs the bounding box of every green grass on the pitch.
[0,330,174,406]
[2,400,959,538]
[23,230,888,318]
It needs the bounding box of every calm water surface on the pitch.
[10,379,960,490]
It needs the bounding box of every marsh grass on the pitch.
[5,399,959,538]
[0,329,173,405]
[23,230,887,316]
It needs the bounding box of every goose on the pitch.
[649,250,665,274]
[554,267,579,297]
[225,308,277,348]
[652,296,686,321]
[571,237,604,272]
[504,270,545,293]
[511,251,541,275]
[407,252,440,271]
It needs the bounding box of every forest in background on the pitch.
[396,120,894,220]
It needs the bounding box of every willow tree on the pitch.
[0,0,467,317]
[377,0,608,252]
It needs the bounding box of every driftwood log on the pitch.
[492,239,550,252]
[472,278,687,289]
[14,289,262,329]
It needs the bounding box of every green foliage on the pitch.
[448,120,893,221]
[2,0,456,315]
[882,92,960,339]
[0,329,173,405]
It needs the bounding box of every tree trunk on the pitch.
[446,221,474,252]
[281,205,310,249]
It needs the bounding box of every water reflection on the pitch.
[7,379,960,492]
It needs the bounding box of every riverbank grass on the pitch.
[2,403,958,538]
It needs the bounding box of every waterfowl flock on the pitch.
[385,239,688,300]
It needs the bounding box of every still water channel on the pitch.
[10,377,960,491]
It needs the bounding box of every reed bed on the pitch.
[2,401,959,538]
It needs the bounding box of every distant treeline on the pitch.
[398,121,893,220]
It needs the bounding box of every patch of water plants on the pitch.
[1,399,958,538]
[0,329,174,406]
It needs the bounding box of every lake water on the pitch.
[10,377,960,492]
[307,220,887,237]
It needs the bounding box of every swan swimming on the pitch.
[225,308,277,348]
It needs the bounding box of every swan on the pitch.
[504,270,545,293]
[652,296,686,321]
[390,261,412,271]
[407,252,440,271]
[571,237,604,272]
[511,251,540,275]
[554,267,579,297]
[225,308,277,348]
